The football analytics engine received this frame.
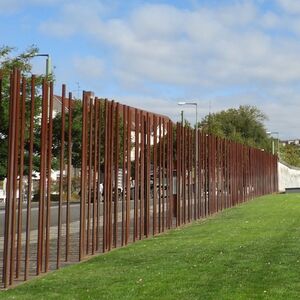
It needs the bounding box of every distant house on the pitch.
[281,139,300,147]
[0,95,76,204]
[53,95,74,117]
[0,179,6,202]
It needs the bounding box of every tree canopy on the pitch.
[0,45,43,179]
[198,105,271,152]
[280,144,300,167]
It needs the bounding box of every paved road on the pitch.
[0,200,139,237]
[0,203,82,236]
[0,199,172,288]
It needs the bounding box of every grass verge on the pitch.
[2,193,300,299]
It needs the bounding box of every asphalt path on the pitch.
[0,200,138,237]
[0,203,83,236]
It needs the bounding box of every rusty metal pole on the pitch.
[92,99,99,254]
[134,109,139,241]
[79,92,88,260]
[157,117,162,232]
[57,84,66,269]
[200,131,204,218]
[96,100,103,251]
[162,119,166,231]
[66,91,73,260]
[198,130,202,218]
[153,116,158,234]
[121,105,126,245]
[166,121,170,228]
[215,137,219,212]
[45,81,54,272]
[16,76,26,279]
[105,100,112,251]
[37,79,48,275]
[176,123,181,226]
[188,128,191,221]
[182,126,186,224]
[86,97,94,254]
[169,120,174,228]
[108,101,114,251]
[41,81,49,272]
[193,129,197,220]
[3,69,18,287]
[146,113,150,237]
[140,113,145,238]
[10,70,21,283]
[125,106,131,244]
[114,103,120,248]
[103,100,109,252]
[220,138,224,211]
[24,75,35,280]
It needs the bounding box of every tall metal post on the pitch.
[178,102,198,217]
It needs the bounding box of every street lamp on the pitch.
[178,101,199,216]
[32,54,52,79]
[267,131,279,156]
[180,110,184,125]
[178,102,198,128]
[31,54,52,116]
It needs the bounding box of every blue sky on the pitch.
[1,0,300,139]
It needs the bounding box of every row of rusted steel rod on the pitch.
[79,97,174,256]
[1,70,278,287]
[2,70,75,287]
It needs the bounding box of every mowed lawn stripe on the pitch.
[2,194,300,300]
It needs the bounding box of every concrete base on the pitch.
[285,187,300,193]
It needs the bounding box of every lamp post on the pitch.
[267,131,279,156]
[31,54,52,117]
[180,110,184,125]
[178,102,198,216]
[178,102,198,129]
[32,54,52,79]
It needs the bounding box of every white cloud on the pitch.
[40,2,300,86]
[260,11,281,29]
[72,55,105,79]
[276,0,300,14]
[0,0,61,14]
[0,0,21,14]
[37,1,300,139]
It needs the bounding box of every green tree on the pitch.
[183,119,191,128]
[51,100,128,172]
[52,100,83,170]
[280,144,300,167]
[0,45,44,180]
[199,105,271,151]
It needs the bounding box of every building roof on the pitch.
[53,95,75,113]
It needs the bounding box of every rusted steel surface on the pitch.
[1,69,278,287]
[125,106,131,244]
[153,116,158,234]
[134,109,139,241]
[57,84,65,269]
[121,104,126,245]
[146,113,150,237]
[15,76,25,279]
[66,92,72,259]
[24,76,35,280]
[140,113,145,238]
[45,82,54,272]
[10,70,21,283]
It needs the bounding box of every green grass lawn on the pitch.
[2,194,300,300]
